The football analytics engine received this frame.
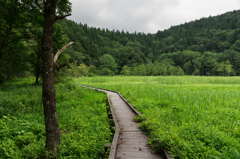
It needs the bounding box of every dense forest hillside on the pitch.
[1,8,240,83]
[57,9,240,76]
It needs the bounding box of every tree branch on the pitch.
[53,42,74,63]
[2,36,34,49]
[55,14,71,21]
[0,31,17,38]
[12,25,43,29]
[56,62,67,71]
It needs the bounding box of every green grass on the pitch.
[0,78,112,158]
[75,76,240,158]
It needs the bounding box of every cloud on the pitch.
[68,0,240,33]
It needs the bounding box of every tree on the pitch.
[147,53,155,62]
[217,62,225,75]
[160,64,168,76]
[101,67,112,76]
[99,54,117,72]
[28,23,68,85]
[88,65,97,74]
[41,0,72,156]
[230,40,240,52]
[0,0,43,79]
[55,9,240,76]
[77,63,89,76]
[233,52,240,74]
[69,61,79,77]
[121,65,131,76]
[138,64,147,76]
[176,66,185,75]
[192,57,202,75]
[225,60,233,76]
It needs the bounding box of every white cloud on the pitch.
[67,0,240,33]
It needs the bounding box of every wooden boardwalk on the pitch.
[108,91,163,159]
[78,85,166,159]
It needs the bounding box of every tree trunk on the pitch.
[35,72,39,85]
[41,0,60,156]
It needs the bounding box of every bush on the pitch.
[0,73,7,84]
[87,73,95,77]
[101,68,112,76]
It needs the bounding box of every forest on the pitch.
[57,9,240,77]
[1,1,240,158]
[1,4,240,84]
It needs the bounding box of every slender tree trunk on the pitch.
[41,0,60,156]
[35,72,39,85]
[35,55,42,85]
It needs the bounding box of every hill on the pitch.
[54,10,240,76]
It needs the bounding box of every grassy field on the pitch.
[0,78,112,158]
[75,76,240,158]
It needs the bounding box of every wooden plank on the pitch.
[119,137,148,140]
[115,113,135,117]
[118,138,148,142]
[117,140,150,146]
[119,133,147,137]
[114,110,135,114]
[117,146,153,153]
[121,128,140,131]
[117,145,150,150]
[108,96,119,159]
[118,124,139,128]
[116,157,161,159]
[117,92,142,116]
[116,151,161,158]
[117,116,135,119]
[113,109,134,112]
[115,157,158,159]
[118,121,139,125]
[119,133,148,141]
[119,124,139,127]
[121,129,142,132]
[117,118,135,122]
[119,131,146,134]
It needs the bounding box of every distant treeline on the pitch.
[1,7,240,83]
[58,9,240,76]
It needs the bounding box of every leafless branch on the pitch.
[53,42,74,63]
[55,14,71,21]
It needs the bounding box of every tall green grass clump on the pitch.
[75,76,240,158]
[0,78,111,158]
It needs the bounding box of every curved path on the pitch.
[78,85,168,159]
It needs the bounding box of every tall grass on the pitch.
[0,78,111,158]
[75,76,240,158]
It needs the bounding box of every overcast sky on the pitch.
[67,0,240,34]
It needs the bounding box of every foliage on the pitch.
[68,61,90,77]
[76,76,240,158]
[0,73,6,84]
[100,54,117,72]
[2,8,240,80]
[101,68,112,76]
[57,10,240,76]
[121,65,131,76]
[0,0,44,80]
[0,78,112,158]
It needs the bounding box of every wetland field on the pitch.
[76,76,240,158]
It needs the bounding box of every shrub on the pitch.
[101,68,112,76]
[0,73,7,84]
[87,73,95,77]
